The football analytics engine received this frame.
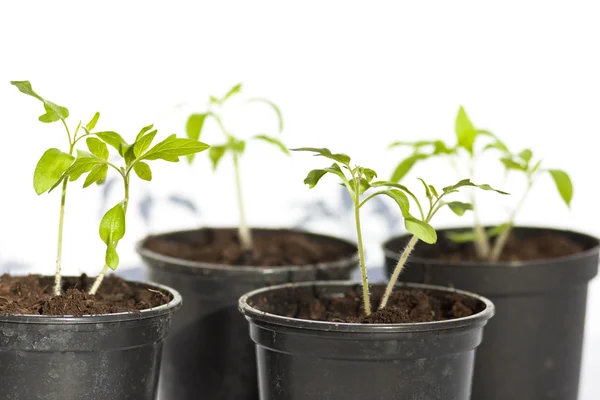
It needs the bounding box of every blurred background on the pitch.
[1,1,599,396]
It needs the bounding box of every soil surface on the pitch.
[143,228,355,267]
[251,285,483,324]
[0,274,170,316]
[402,230,587,263]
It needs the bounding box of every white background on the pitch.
[1,1,599,398]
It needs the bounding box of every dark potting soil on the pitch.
[0,274,170,316]
[411,230,586,263]
[252,285,483,324]
[143,228,355,266]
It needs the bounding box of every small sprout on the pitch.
[11,80,101,295]
[293,147,507,315]
[185,83,287,251]
[12,80,210,296]
[388,105,571,262]
[64,125,210,295]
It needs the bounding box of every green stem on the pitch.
[468,156,491,259]
[233,152,252,250]
[379,235,419,310]
[89,175,130,295]
[53,122,77,297]
[353,180,371,316]
[54,178,68,296]
[489,181,532,262]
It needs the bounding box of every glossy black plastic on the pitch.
[138,228,358,400]
[0,278,181,400]
[383,227,600,400]
[239,281,494,400]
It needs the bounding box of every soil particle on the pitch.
[417,230,586,263]
[0,274,169,316]
[143,228,355,267]
[252,285,483,324]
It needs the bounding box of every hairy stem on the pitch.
[353,182,371,316]
[489,182,532,262]
[379,235,419,310]
[88,264,109,295]
[233,152,252,250]
[89,176,130,295]
[54,178,68,296]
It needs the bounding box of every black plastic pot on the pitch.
[383,227,600,400]
[239,281,494,400]
[137,228,358,400]
[0,278,181,400]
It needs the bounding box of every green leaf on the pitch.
[38,102,69,123]
[442,179,508,195]
[135,124,154,142]
[133,161,152,181]
[83,164,108,188]
[226,136,246,154]
[10,81,69,122]
[370,190,410,216]
[65,152,106,181]
[405,217,437,244]
[388,140,435,149]
[530,160,542,174]
[429,185,439,198]
[548,169,573,207]
[291,147,351,165]
[133,130,158,158]
[253,135,289,155]
[186,113,207,142]
[500,156,527,172]
[348,177,371,195]
[455,106,477,155]
[445,201,474,216]
[303,163,345,188]
[142,134,210,162]
[478,130,510,154]
[371,180,417,200]
[303,169,328,188]
[221,83,243,103]
[390,153,428,182]
[105,242,119,270]
[417,178,431,199]
[247,98,284,133]
[33,149,75,195]
[359,167,377,182]
[445,230,477,243]
[446,224,509,243]
[86,137,109,160]
[208,145,227,170]
[95,131,130,156]
[518,149,533,164]
[86,112,100,131]
[99,203,126,245]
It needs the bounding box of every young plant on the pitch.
[60,125,210,294]
[11,81,102,295]
[185,83,286,251]
[389,106,572,262]
[293,147,507,315]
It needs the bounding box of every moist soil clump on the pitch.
[251,285,483,324]
[409,230,585,263]
[0,274,170,316]
[143,228,355,266]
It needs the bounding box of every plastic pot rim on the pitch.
[0,277,182,325]
[239,280,494,333]
[136,227,360,277]
[383,225,600,268]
